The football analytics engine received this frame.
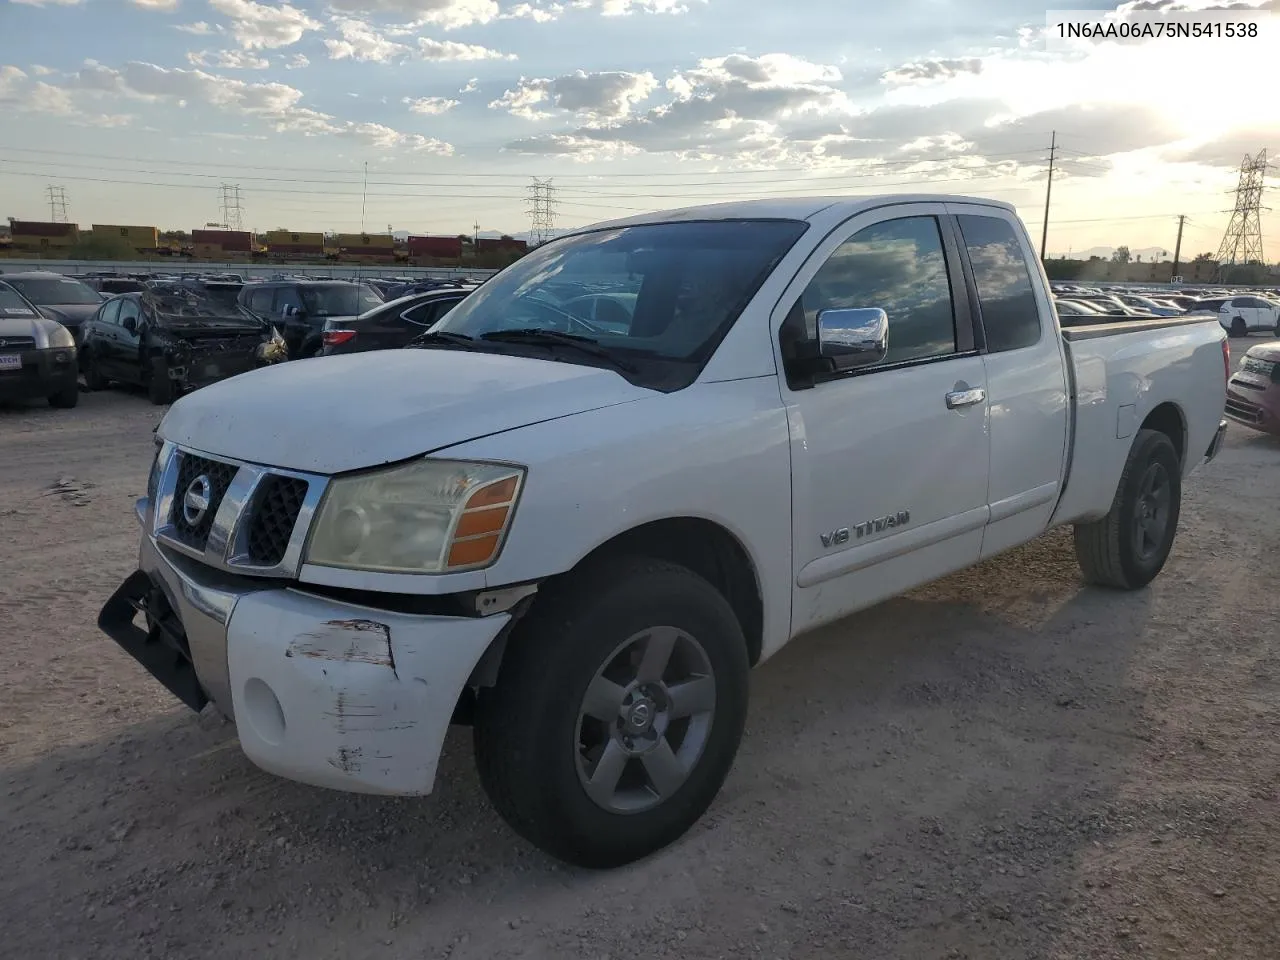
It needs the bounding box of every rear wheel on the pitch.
[1230,317,1247,338]
[1074,428,1181,590]
[47,380,79,409]
[473,556,750,869]
[147,358,174,405]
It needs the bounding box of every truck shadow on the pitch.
[0,530,1158,960]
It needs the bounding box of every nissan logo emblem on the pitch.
[182,475,212,526]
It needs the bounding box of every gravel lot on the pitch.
[2,347,1278,960]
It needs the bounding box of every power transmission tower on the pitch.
[1040,130,1056,261]
[527,178,557,246]
[218,183,245,232]
[46,185,69,223]
[1213,149,1267,275]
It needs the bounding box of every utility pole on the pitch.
[46,185,69,223]
[360,162,369,234]
[473,220,480,247]
[1039,130,1056,261]
[1171,214,1186,278]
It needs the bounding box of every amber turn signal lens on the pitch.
[454,506,509,538]
[447,534,501,568]
[467,476,518,509]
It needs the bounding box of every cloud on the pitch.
[417,37,515,60]
[882,58,983,85]
[285,53,310,68]
[7,0,83,5]
[208,0,320,49]
[174,21,214,33]
[71,59,304,113]
[600,0,699,12]
[29,64,55,76]
[403,95,459,114]
[187,49,271,69]
[273,107,454,152]
[0,65,133,127]
[1166,126,1277,167]
[504,53,853,162]
[131,0,179,8]
[490,70,657,120]
[461,77,478,92]
[325,0,501,29]
[322,19,514,61]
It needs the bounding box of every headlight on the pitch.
[146,439,167,504]
[305,459,525,574]
[45,324,75,349]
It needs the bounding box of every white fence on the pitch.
[0,258,498,281]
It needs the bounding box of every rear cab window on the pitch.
[955,214,1042,352]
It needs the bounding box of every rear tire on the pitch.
[1074,428,1181,590]
[147,358,174,405]
[48,381,79,409]
[473,556,750,869]
[1230,317,1247,338]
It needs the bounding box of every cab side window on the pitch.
[955,214,1041,352]
[782,215,957,369]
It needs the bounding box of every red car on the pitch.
[1226,340,1280,436]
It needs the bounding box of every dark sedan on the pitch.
[0,271,103,344]
[319,288,470,356]
[80,286,280,405]
[0,281,79,408]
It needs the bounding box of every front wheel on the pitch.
[1229,317,1247,338]
[81,351,107,391]
[473,556,750,868]
[1074,428,1182,590]
[47,380,79,408]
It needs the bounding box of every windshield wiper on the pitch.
[406,329,481,350]
[479,328,638,374]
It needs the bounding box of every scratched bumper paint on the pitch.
[225,590,510,795]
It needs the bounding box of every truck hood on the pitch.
[158,348,654,474]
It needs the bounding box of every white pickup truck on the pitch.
[100,195,1229,869]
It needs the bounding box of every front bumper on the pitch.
[98,524,511,796]
[0,346,78,401]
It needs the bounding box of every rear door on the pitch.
[776,203,992,635]
[947,204,1070,559]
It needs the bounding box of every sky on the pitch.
[0,0,1276,256]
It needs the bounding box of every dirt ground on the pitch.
[2,351,1278,960]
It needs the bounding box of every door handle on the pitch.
[945,388,986,409]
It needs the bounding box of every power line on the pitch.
[45,184,69,223]
[527,177,557,245]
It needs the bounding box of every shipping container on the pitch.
[407,235,464,259]
[264,230,324,247]
[8,220,80,250]
[475,237,528,254]
[191,229,254,251]
[337,233,395,250]
[92,224,159,249]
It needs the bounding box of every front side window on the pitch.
[784,215,957,368]
[118,298,140,327]
[100,299,122,325]
[956,214,1041,352]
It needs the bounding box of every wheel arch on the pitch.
[1140,401,1187,468]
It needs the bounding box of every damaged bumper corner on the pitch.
[101,534,511,797]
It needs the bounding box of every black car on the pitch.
[319,288,470,356]
[82,276,149,295]
[238,280,384,359]
[79,286,280,405]
[0,281,79,408]
[0,271,104,344]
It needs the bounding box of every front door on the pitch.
[775,204,992,636]
[111,297,143,383]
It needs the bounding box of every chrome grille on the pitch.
[148,443,329,578]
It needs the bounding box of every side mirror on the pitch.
[122,317,137,334]
[816,307,888,369]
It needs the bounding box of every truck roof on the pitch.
[581,194,1018,232]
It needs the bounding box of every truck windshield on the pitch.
[5,276,102,305]
[300,284,383,317]
[429,219,808,384]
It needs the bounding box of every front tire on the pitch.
[81,351,107,391]
[1074,428,1182,590]
[147,358,174,405]
[473,556,750,869]
[1230,317,1247,338]
[47,381,79,409]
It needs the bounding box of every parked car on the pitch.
[1215,295,1280,338]
[99,194,1228,870]
[0,280,79,408]
[1114,293,1182,317]
[320,288,470,356]
[79,286,282,405]
[238,280,383,359]
[82,276,149,295]
[0,270,103,344]
[1225,340,1280,436]
[1055,297,1124,322]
